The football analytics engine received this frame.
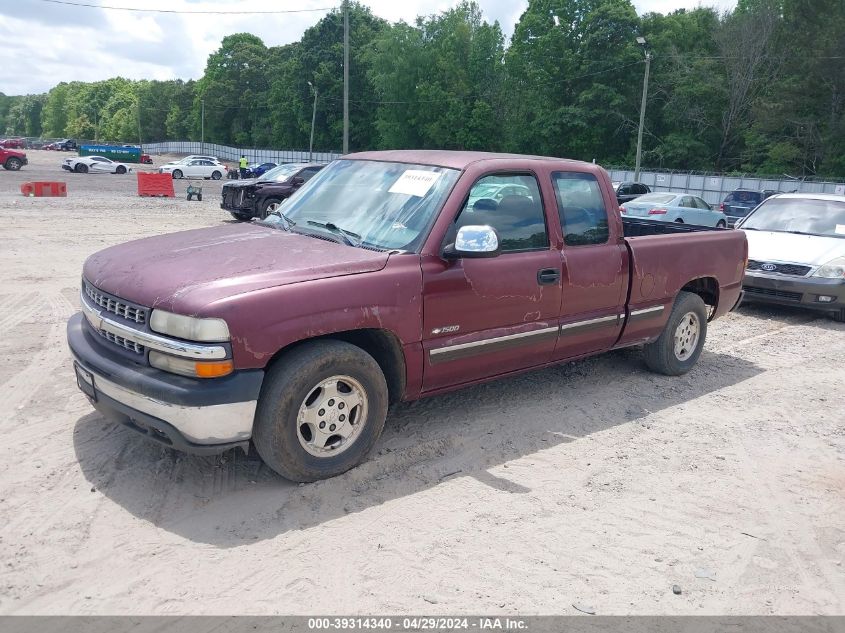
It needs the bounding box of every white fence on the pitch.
[141,141,342,165]
[607,168,845,206]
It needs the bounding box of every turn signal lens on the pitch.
[149,351,233,378]
[619,206,627,214]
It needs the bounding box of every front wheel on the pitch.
[74,163,88,173]
[642,291,708,376]
[253,340,389,482]
[116,165,126,174]
[260,198,283,219]
[832,308,845,323]
[172,169,183,179]
[4,157,22,171]
[229,212,252,222]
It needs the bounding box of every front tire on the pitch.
[116,165,126,174]
[229,212,252,222]
[253,340,389,482]
[832,308,845,323]
[642,291,708,376]
[260,198,283,219]
[4,157,22,171]
[74,163,88,173]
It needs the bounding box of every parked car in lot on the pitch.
[62,155,132,174]
[221,163,325,220]
[67,150,746,482]
[621,192,727,227]
[1,147,27,170]
[465,182,534,209]
[612,181,651,204]
[55,139,78,151]
[160,159,225,180]
[244,162,277,178]
[720,189,778,227]
[738,193,845,321]
[164,154,223,166]
[1,138,25,149]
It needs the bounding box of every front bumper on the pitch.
[742,271,845,311]
[67,312,264,454]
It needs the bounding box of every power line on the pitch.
[35,0,336,15]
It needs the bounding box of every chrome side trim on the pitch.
[429,326,559,365]
[88,368,256,444]
[630,305,665,317]
[80,292,228,361]
[560,314,621,332]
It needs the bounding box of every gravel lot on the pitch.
[1,150,843,615]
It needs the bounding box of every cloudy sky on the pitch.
[1,0,736,95]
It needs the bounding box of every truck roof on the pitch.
[345,149,596,171]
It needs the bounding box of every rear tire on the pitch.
[642,291,708,376]
[74,163,88,173]
[172,169,183,179]
[211,170,222,180]
[716,220,726,228]
[674,218,684,223]
[253,340,388,482]
[4,157,22,171]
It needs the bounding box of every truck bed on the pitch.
[622,216,726,237]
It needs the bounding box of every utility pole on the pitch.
[343,0,349,154]
[634,37,651,182]
[308,81,318,162]
[200,99,205,153]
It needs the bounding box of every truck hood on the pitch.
[744,229,845,267]
[83,223,391,313]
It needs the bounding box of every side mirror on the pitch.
[291,176,305,186]
[443,225,501,259]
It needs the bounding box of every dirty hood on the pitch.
[744,229,845,267]
[83,223,390,313]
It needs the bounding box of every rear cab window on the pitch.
[552,172,610,246]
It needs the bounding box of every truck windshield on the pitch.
[266,159,460,250]
[260,163,306,182]
[742,198,845,238]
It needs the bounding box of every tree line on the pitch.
[1,0,843,177]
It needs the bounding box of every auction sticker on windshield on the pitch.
[388,170,440,197]
[836,224,845,235]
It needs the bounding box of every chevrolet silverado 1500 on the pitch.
[67,150,747,482]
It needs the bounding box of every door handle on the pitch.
[537,268,560,285]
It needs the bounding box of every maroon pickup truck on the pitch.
[67,150,746,482]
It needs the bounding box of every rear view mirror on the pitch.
[443,225,500,259]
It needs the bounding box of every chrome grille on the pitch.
[746,260,811,277]
[97,329,145,354]
[84,282,147,323]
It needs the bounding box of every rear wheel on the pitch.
[229,211,252,222]
[172,169,183,179]
[253,340,388,482]
[261,198,283,219]
[74,163,88,173]
[674,218,684,224]
[211,170,222,180]
[642,291,708,376]
[116,165,127,174]
[3,157,22,171]
[716,220,726,228]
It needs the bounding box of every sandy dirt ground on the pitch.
[0,151,843,615]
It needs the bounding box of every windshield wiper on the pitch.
[268,210,296,231]
[306,221,361,247]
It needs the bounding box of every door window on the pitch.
[694,197,710,210]
[455,174,548,253]
[552,172,610,246]
[299,167,321,182]
[634,184,649,195]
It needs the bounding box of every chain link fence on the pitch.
[141,141,341,165]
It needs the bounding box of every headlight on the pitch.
[812,256,845,279]
[149,351,233,378]
[149,309,230,342]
